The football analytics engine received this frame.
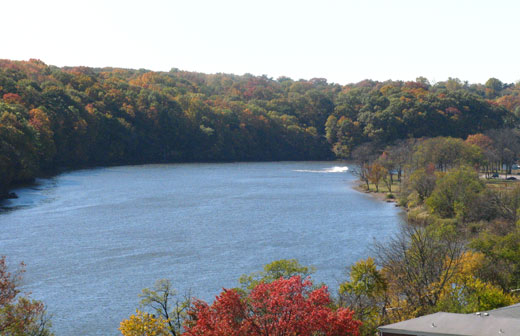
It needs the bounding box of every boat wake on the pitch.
[294,166,349,173]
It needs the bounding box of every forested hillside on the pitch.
[1,59,518,196]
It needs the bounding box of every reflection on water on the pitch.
[0,162,402,336]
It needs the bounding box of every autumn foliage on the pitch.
[0,256,52,335]
[183,276,360,336]
[119,310,170,336]
[1,59,517,198]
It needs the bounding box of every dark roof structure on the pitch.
[378,304,520,336]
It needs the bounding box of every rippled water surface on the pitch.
[0,162,403,335]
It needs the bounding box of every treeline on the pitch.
[2,59,519,196]
[342,135,520,335]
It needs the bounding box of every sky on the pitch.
[2,0,519,85]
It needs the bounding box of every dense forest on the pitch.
[1,59,519,197]
[3,59,520,335]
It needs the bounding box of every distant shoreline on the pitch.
[1,159,344,203]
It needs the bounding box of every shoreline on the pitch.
[351,182,398,204]
[0,159,346,203]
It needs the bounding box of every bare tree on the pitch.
[374,224,465,318]
[351,163,371,190]
[139,279,192,336]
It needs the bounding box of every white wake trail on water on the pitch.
[294,166,349,173]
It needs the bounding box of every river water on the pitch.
[0,162,403,335]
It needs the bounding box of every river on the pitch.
[0,162,403,335]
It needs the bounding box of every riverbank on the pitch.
[351,182,400,204]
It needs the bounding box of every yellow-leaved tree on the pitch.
[119,310,170,336]
[433,251,516,313]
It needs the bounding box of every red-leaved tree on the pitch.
[183,276,361,336]
[0,256,53,335]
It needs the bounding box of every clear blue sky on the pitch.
[3,0,519,84]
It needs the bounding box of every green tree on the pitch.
[325,115,338,144]
[485,78,503,98]
[413,137,482,172]
[426,166,484,220]
[471,229,520,290]
[339,258,387,336]
[409,166,437,202]
[238,259,315,291]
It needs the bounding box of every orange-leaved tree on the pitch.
[183,275,361,336]
[0,256,53,336]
